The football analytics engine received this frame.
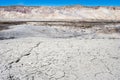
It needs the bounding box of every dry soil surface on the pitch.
[0,22,120,80]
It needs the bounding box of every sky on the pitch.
[0,0,120,6]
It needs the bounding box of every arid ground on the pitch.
[0,6,120,80]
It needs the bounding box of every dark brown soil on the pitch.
[0,20,120,31]
[0,22,26,31]
[0,26,9,31]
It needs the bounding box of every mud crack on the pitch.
[8,42,41,67]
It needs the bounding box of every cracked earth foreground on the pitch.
[0,23,120,80]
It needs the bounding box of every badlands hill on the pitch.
[0,5,120,21]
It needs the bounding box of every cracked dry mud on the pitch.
[0,37,120,80]
[0,22,120,80]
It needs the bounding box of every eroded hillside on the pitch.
[0,5,120,20]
